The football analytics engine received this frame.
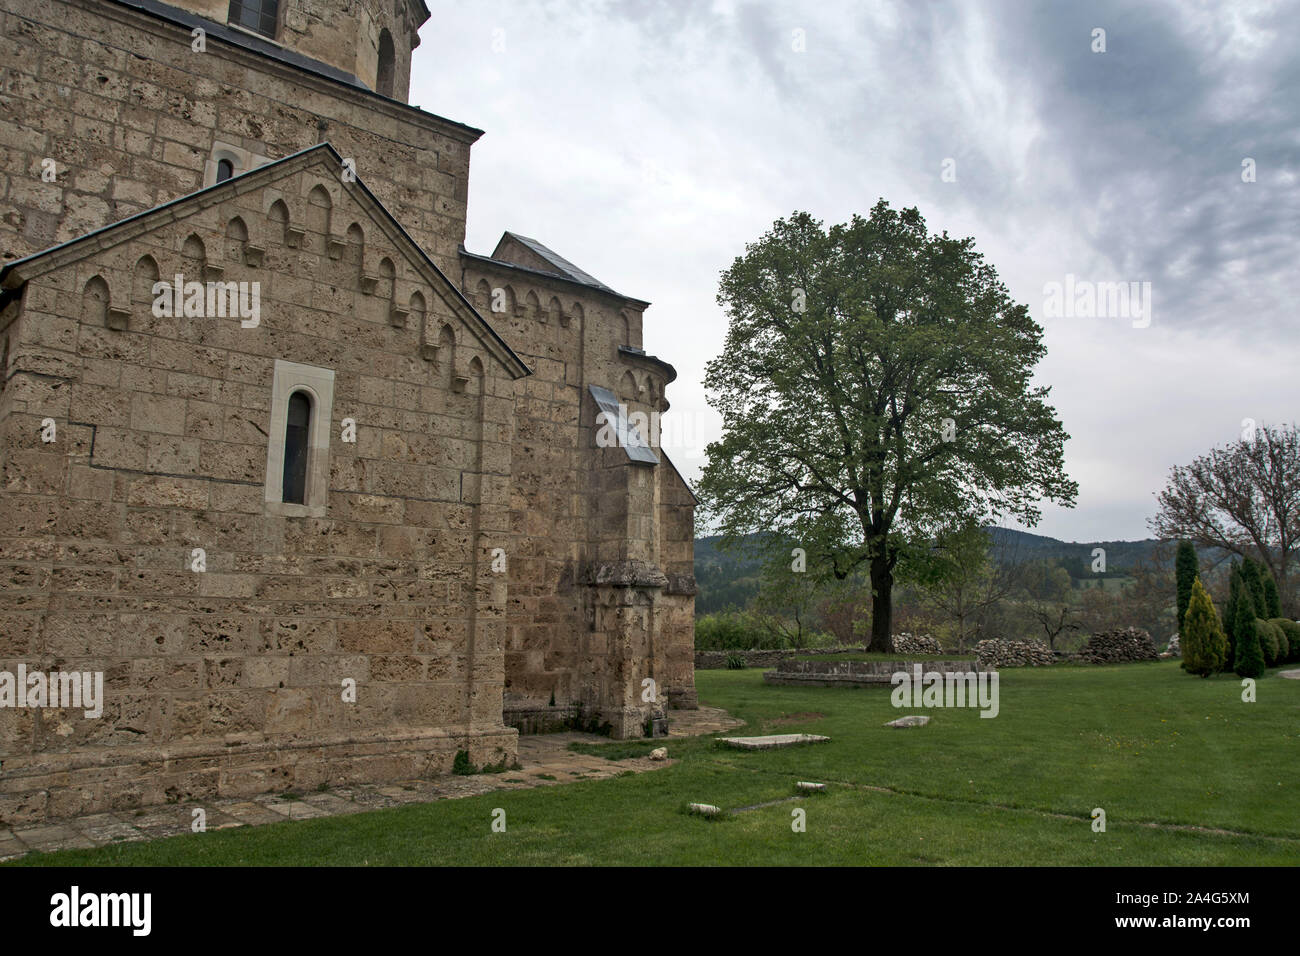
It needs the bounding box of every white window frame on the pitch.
[264,359,335,517]
[203,141,272,188]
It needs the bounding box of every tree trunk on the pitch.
[868,556,894,652]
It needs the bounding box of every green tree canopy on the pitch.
[697,202,1077,651]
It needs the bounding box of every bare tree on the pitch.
[913,525,1026,651]
[1028,601,1080,649]
[1150,423,1300,614]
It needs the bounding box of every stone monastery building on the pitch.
[0,0,696,823]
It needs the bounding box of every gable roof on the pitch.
[0,141,530,379]
[466,232,649,308]
[496,233,619,296]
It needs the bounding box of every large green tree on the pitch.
[697,203,1077,652]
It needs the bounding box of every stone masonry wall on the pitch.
[459,258,696,735]
[0,152,518,824]
[0,0,476,276]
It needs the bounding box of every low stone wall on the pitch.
[694,646,868,670]
[975,639,1056,668]
[763,658,983,688]
[1077,627,1159,664]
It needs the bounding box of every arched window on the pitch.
[216,158,235,183]
[376,29,395,98]
[282,391,311,505]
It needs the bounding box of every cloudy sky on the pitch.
[411,0,1299,544]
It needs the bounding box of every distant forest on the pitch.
[694,529,1230,616]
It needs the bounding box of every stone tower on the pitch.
[0,0,694,824]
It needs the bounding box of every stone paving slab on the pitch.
[718,733,830,750]
[78,813,150,846]
[0,703,744,861]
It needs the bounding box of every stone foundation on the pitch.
[0,725,518,826]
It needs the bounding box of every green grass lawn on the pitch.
[10,661,1300,866]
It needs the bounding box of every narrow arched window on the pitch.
[216,158,235,183]
[376,29,395,97]
[282,391,311,504]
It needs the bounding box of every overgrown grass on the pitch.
[10,661,1300,866]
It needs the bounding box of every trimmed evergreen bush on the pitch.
[1273,618,1300,663]
[1262,572,1282,619]
[1222,563,1242,664]
[1257,620,1282,666]
[1241,558,1268,617]
[1175,540,1198,634]
[1181,577,1226,677]
[1233,598,1265,678]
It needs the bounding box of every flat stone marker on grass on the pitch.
[884,715,931,728]
[719,733,830,750]
[796,781,827,792]
[688,803,721,816]
[1279,669,1300,680]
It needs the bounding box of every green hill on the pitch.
[694,529,1229,613]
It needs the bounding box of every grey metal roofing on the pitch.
[502,233,621,296]
[589,386,659,466]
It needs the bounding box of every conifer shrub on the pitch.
[1233,600,1265,679]
[1181,578,1226,677]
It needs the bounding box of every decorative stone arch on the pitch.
[500,284,520,318]
[224,216,249,264]
[377,257,396,301]
[408,289,426,335]
[306,184,332,237]
[548,295,566,327]
[306,180,346,258]
[132,254,160,305]
[437,323,461,389]
[265,195,304,248]
[619,369,639,404]
[619,311,631,347]
[180,232,219,281]
[345,222,365,279]
[81,275,110,325]
[474,278,492,312]
[525,289,543,323]
[467,354,485,394]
